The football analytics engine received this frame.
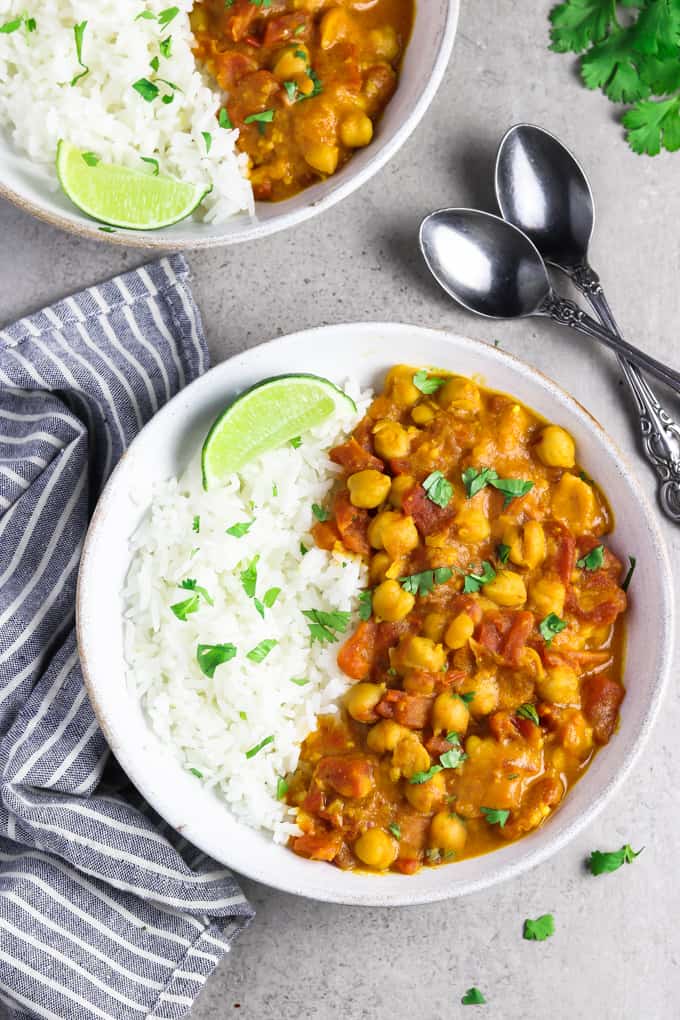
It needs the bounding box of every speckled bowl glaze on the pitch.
[77,323,674,905]
[0,0,458,248]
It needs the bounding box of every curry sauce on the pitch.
[287,365,628,874]
[191,0,414,201]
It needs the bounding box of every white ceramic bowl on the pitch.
[77,322,674,905]
[0,1,458,248]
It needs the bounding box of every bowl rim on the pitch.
[0,0,460,249]
[77,321,675,904]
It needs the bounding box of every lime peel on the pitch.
[56,140,210,230]
[201,374,356,490]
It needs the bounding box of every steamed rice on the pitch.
[0,0,253,223]
[123,381,370,842]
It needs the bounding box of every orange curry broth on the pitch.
[191,0,415,200]
[286,365,628,874]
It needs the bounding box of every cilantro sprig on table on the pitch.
[549,0,680,154]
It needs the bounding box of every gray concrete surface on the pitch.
[2,1,679,1017]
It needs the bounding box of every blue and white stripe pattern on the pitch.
[0,256,253,1020]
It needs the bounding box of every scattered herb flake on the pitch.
[481,807,510,828]
[276,777,289,800]
[413,369,446,394]
[263,586,281,608]
[497,543,510,564]
[253,598,265,618]
[196,642,237,678]
[388,822,401,840]
[462,465,533,505]
[159,35,172,58]
[312,503,330,522]
[299,542,308,556]
[158,6,180,26]
[459,691,476,704]
[227,520,253,538]
[283,80,298,102]
[462,560,496,594]
[621,556,636,592]
[358,589,373,621]
[25,16,36,31]
[539,612,567,646]
[400,567,452,597]
[135,10,157,20]
[422,470,453,509]
[461,987,486,1006]
[440,746,467,769]
[289,435,302,448]
[149,55,160,72]
[70,20,89,86]
[140,155,159,175]
[523,913,555,941]
[202,130,212,153]
[290,676,310,686]
[409,764,444,785]
[0,17,23,32]
[245,735,274,759]
[179,577,214,606]
[302,608,351,644]
[516,703,540,726]
[445,732,461,745]
[170,594,200,621]
[218,107,233,130]
[588,844,643,876]
[192,515,200,533]
[577,544,604,571]
[246,638,278,663]
[81,151,99,166]
[133,77,159,102]
[239,710,247,720]
[189,767,203,779]
[240,555,259,598]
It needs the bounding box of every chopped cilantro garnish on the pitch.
[189,767,203,779]
[201,130,212,153]
[539,612,567,646]
[149,55,160,72]
[81,151,99,166]
[481,807,510,828]
[413,369,446,394]
[179,577,214,606]
[289,676,310,686]
[388,822,401,840]
[283,80,298,102]
[289,435,302,448]
[312,503,330,522]
[170,594,200,621]
[300,542,308,556]
[358,589,373,621]
[440,746,467,769]
[496,543,510,564]
[276,777,288,800]
[461,987,486,1005]
[523,914,555,941]
[516,703,540,726]
[218,107,233,130]
[462,465,533,505]
[621,556,637,592]
[422,470,453,509]
[140,155,159,175]
[577,544,604,571]
[196,642,237,678]
[263,587,281,608]
[588,844,643,875]
[462,560,496,594]
[302,608,351,644]
[25,16,36,30]
[135,10,157,20]
[246,639,278,663]
[133,77,159,102]
[244,109,275,134]
[245,735,274,759]
[159,35,172,58]
[227,520,253,538]
[239,710,247,720]
[192,515,200,533]
[0,17,23,32]
[158,6,180,26]
[240,554,259,597]
[445,732,461,745]
[70,20,89,86]
[409,765,443,784]
[458,691,476,704]
[400,567,452,597]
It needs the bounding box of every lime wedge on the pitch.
[56,140,210,230]
[202,374,356,489]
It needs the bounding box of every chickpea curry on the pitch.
[287,365,629,874]
[191,0,414,201]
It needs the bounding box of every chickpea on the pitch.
[504,520,546,570]
[394,635,447,673]
[382,515,419,559]
[423,612,447,642]
[272,45,309,79]
[345,682,384,723]
[384,365,420,408]
[372,579,415,622]
[354,827,398,870]
[369,551,391,585]
[438,377,481,415]
[347,469,390,509]
[319,8,353,49]
[373,419,410,459]
[392,732,430,778]
[529,577,566,618]
[464,673,499,716]
[367,719,409,753]
[497,403,530,451]
[429,811,467,854]
[403,669,436,694]
[411,402,435,425]
[535,425,576,468]
[454,506,490,544]
[368,25,399,61]
[431,691,470,735]
[405,770,447,812]
[483,570,527,608]
[537,665,580,706]
[444,612,474,650]
[551,473,597,535]
[389,474,415,509]
[368,509,401,549]
[340,111,373,148]
[303,142,339,176]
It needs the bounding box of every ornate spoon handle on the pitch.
[538,291,680,397]
[563,262,680,523]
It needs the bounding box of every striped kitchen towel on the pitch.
[0,255,253,1020]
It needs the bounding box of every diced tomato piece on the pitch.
[315,756,374,798]
[376,690,434,729]
[213,52,259,92]
[393,857,419,875]
[581,674,624,743]
[576,537,624,581]
[546,521,576,585]
[312,519,340,551]
[397,813,430,851]
[566,570,627,626]
[263,12,308,46]
[225,0,258,42]
[503,611,535,666]
[477,611,534,666]
[302,785,324,814]
[329,436,383,475]
[424,733,455,757]
[401,484,456,537]
[333,490,370,556]
[448,595,484,625]
[337,620,377,681]
[227,69,279,125]
[489,710,521,743]
[293,832,343,862]
[374,619,413,656]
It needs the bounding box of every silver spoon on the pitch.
[495,123,680,522]
[419,208,680,397]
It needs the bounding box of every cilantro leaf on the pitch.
[159,35,172,58]
[170,594,200,621]
[312,503,330,522]
[133,77,159,102]
[192,515,200,533]
[70,20,89,86]
[413,369,446,394]
[245,735,274,759]
[581,28,651,103]
[588,843,643,875]
[497,543,510,564]
[227,520,253,537]
[289,435,302,448]
[461,987,486,1005]
[458,691,476,704]
[481,807,510,828]
[196,642,237,678]
[81,151,99,166]
[218,107,233,130]
[246,639,278,663]
[202,130,212,153]
[440,746,467,769]
[189,767,203,779]
[409,764,444,784]
[400,567,452,597]
[539,612,567,645]
[462,560,496,594]
[263,586,281,608]
[358,589,373,621]
[290,676,310,686]
[276,777,288,800]
[158,6,180,26]
[422,470,453,508]
[461,466,533,505]
[302,608,351,643]
[388,822,401,840]
[462,465,498,498]
[179,577,214,606]
[577,544,604,570]
[0,17,24,33]
[549,0,615,53]
[523,913,556,941]
[516,703,540,725]
[140,155,159,175]
[240,554,259,597]
[624,97,680,154]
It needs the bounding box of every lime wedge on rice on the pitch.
[202,374,356,489]
[56,140,210,230]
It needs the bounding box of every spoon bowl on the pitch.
[494,124,594,267]
[419,208,551,319]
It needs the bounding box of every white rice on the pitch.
[123,381,370,842]
[0,0,254,222]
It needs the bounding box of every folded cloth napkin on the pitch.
[0,255,253,1020]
